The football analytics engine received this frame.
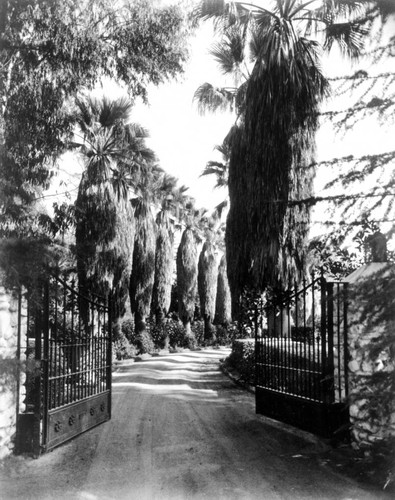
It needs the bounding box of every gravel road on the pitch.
[0,348,386,500]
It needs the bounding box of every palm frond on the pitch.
[324,21,369,58]
[210,41,239,74]
[201,160,228,189]
[98,96,133,127]
[193,82,235,114]
[214,199,228,219]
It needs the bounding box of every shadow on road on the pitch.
[112,349,232,403]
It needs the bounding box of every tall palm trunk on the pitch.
[225,19,328,304]
[76,176,135,328]
[129,200,156,338]
[198,239,218,343]
[225,122,250,317]
[152,210,174,323]
[176,227,198,345]
[214,254,231,326]
[243,54,322,290]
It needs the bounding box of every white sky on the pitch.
[131,22,234,211]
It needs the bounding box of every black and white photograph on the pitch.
[0,1,394,498]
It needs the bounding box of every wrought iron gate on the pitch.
[255,274,349,439]
[16,273,112,456]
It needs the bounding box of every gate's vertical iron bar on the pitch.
[90,298,93,398]
[97,304,106,392]
[268,303,271,389]
[287,292,291,394]
[33,283,43,457]
[88,296,92,397]
[337,282,342,401]
[85,291,89,399]
[102,302,106,392]
[311,273,316,401]
[327,282,335,404]
[320,273,327,403]
[16,287,22,420]
[272,303,276,390]
[92,298,96,395]
[295,280,299,395]
[302,277,307,398]
[59,277,63,406]
[278,304,281,393]
[254,301,258,389]
[54,273,58,410]
[71,279,76,405]
[343,283,349,398]
[63,276,67,407]
[97,300,100,394]
[290,283,294,394]
[42,279,50,448]
[279,298,283,393]
[107,294,112,418]
[261,298,264,388]
[56,281,59,407]
[270,302,273,390]
[91,297,96,395]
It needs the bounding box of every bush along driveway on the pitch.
[0,348,389,500]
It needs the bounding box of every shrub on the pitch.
[112,331,136,360]
[225,339,255,385]
[121,318,136,343]
[149,320,168,349]
[192,320,204,345]
[214,325,228,345]
[167,320,189,348]
[135,330,155,354]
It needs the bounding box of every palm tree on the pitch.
[193,19,255,119]
[129,193,157,339]
[214,254,232,326]
[176,224,198,345]
[151,177,183,326]
[74,96,153,321]
[198,236,218,343]
[196,0,371,310]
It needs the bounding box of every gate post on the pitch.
[344,251,395,449]
[31,283,43,457]
[325,281,335,405]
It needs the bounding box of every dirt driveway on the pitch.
[0,348,387,500]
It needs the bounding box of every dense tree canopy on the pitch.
[0,0,191,233]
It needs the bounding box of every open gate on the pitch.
[16,273,112,456]
[255,274,349,439]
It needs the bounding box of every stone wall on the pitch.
[344,263,395,449]
[0,286,26,460]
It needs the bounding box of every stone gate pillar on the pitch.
[343,234,395,448]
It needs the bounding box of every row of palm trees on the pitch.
[73,95,231,343]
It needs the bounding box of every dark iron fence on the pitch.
[255,273,349,438]
[16,273,112,455]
